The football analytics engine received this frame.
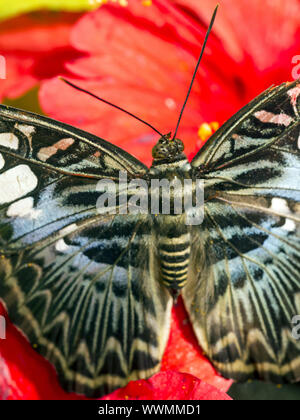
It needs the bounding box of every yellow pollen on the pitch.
[198,121,220,142]
[210,121,220,131]
[198,123,212,141]
[142,0,152,5]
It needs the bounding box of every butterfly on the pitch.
[0,6,300,398]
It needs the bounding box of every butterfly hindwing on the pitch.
[0,105,172,397]
[0,214,172,397]
[183,81,300,382]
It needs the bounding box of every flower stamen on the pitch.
[198,121,219,142]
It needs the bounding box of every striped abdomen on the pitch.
[156,216,191,291]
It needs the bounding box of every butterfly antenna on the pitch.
[172,4,219,140]
[60,77,164,138]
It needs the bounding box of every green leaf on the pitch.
[0,0,98,21]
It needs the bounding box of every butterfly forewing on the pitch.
[0,104,147,180]
[191,82,299,172]
[0,105,172,397]
[183,81,300,382]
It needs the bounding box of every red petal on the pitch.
[174,0,300,88]
[102,371,231,400]
[0,12,82,100]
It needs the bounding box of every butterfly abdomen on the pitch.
[154,215,190,291]
[159,236,190,290]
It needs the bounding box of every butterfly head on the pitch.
[152,133,184,162]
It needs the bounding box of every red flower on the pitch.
[174,0,300,85]
[102,371,231,400]
[0,12,82,101]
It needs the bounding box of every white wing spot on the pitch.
[254,110,293,127]
[37,138,75,162]
[271,198,296,232]
[0,153,4,170]
[0,165,38,204]
[15,124,36,137]
[56,239,70,252]
[0,132,19,150]
[7,197,42,219]
[282,219,296,232]
[271,198,290,214]
[298,133,300,150]
[55,224,78,252]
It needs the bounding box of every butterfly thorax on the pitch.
[150,133,191,176]
[149,134,193,214]
[150,135,192,295]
